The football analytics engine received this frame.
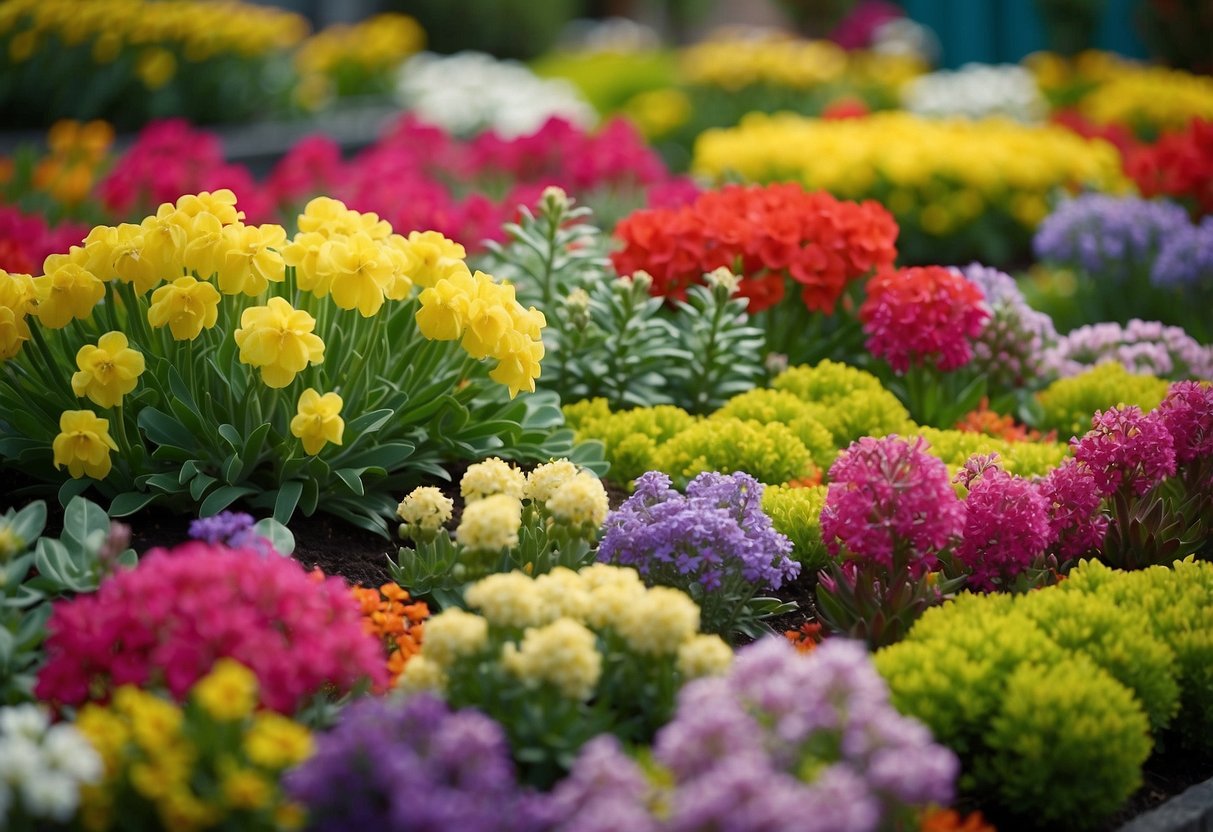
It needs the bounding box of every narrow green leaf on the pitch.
[198,486,257,517]
[273,481,303,526]
[109,491,159,517]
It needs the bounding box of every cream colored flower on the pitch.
[501,618,602,700]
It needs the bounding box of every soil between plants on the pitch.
[8,472,1212,828]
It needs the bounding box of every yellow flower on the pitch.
[415,268,476,341]
[464,571,547,629]
[52,410,118,480]
[398,655,448,693]
[460,457,526,502]
[399,230,467,289]
[32,263,105,328]
[244,712,313,769]
[147,276,221,340]
[221,767,273,811]
[216,223,287,296]
[316,232,393,316]
[0,270,35,360]
[545,472,609,529]
[501,617,602,700]
[396,486,454,531]
[80,224,160,294]
[524,459,579,503]
[233,297,325,388]
[192,658,258,721]
[455,494,522,552]
[174,189,244,227]
[616,586,701,656]
[421,608,489,667]
[676,634,734,678]
[289,388,344,454]
[460,275,516,360]
[135,47,177,90]
[138,211,189,277]
[71,332,145,408]
[489,330,544,399]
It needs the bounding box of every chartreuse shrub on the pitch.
[916,427,1071,479]
[713,388,838,473]
[0,192,596,531]
[1037,362,1171,438]
[653,417,812,487]
[772,361,916,446]
[876,582,1172,829]
[563,400,694,485]
[761,483,829,569]
[1062,558,1213,749]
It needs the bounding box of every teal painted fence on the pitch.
[901,0,1149,67]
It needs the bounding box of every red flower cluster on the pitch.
[35,542,387,713]
[1125,118,1213,217]
[0,206,87,274]
[611,183,899,313]
[860,266,989,373]
[1051,109,1141,159]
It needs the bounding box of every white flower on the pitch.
[42,724,103,783]
[903,63,1047,123]
[397,51,597,138]
[0,704,48,742]
[0,736,43,788]
[20,771,80,821]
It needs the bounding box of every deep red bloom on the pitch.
[1125,118,1213,217]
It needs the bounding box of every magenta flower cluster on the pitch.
[1072,406,1177,497]
[1154,380,1213,465]
[287,695,547,832]
[547,638,958,832]
[820,436,965,576]
[34,542,386,712]
[599,471,798,592]
[954,454,1051,590]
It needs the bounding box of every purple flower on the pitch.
[1043,319,1213,381]
[1072,405,1177,497]
[285,695,547,832]
[821,436,964,576]
[1033,195,1191,281]
[188,511,256,545]
[959,263,1058,389]
[1152,216,1213,290]
[599,471,798,595]
[954,454,1051,590]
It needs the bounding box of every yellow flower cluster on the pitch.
[680,32,924,91]
[295,13,423,77]
[544,471,610,530]
[0,0,307,72]
[74,663,311,832]
[397,486,455,532]
[403,564,729,700]
[456,493,523,552]
[461,456,528,502]
[1079,66,1213,134]
[693,112,1127,231]
[523,459,580,503]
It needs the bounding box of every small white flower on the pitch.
[42,725,103,783]
[20,771,81,821]
[0,737,44,787]
[0,704,48,742]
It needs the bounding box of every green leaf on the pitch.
[138,408,199,450]
[334,468,366,496]
[222,454,242,486]
[143,473,184,494]
[252,518,295,556]
[199,486,257,517]
[189,473,219,501]
[61,497,108,549]
[345,409,394,437]
[334,441,414,471]
[273,482,303,526]
[218,424,242,451]
[109,491,159,517]
[57,479,92,508]
[8,501,47,546]
[237,423,271,481]
[299,478,320,516]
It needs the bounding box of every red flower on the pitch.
[1125,117,1213,217]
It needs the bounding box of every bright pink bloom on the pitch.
[0,206,87,273]
[1152,380,1213,464]
[1072,405,1177,497]
[35,542,386,713]
[954,454,1051,590]
[1037,458,1109,559]
[821,436,964,575]
[860,266,990,374]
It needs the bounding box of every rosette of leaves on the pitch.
[0,497,135,703]
[482,188,763,413]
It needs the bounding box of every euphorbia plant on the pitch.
[0,190,599,531]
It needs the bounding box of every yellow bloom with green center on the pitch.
[52,410,118,479]
[32,263,105,328]
[147,276,221,341]
[316,231,394,317]
[192,658,258,721]
[289,388,344,454]
[233,297,325,388]
[71,332,145,408]
[216,223,287,296]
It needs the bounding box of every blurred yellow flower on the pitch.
[244,712,313,769]
[52,410,118,479]
[147,276,221,340]
[71,331,145,408]
[135,47,177,89]
[289,388,344,454]
[192,659,258,722]
[233,297,324,388]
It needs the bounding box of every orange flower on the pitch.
[350,583,429,687]
[784,621,823,654]
[920,809,996,832]
[956,398,1053,442]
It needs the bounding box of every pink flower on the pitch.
[1152,381,1213,465]
[1072,406,1177,497]
[821,436,964,575]
[955,455,1051,590]
[1037,459,1109,559]
[860,266,989,374]
[35,542,386,713]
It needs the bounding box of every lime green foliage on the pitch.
[982,660,1151,828]
[772,362,916,446]
[531,50,680,114]
[761,484,829,569]
[564,400,696,485]
[876,584,1158,827]
[916,427,1070,478]
[713,388,837,472]
[772,359,886,402]
[1015,590,1180,733]
[1037,362,1171,438]
[1062,558,1213,750]
[654,418,812,487]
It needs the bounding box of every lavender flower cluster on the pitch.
[1043,319,1213,381]
[286,695,548,832]
[598,471,798,593]
[1153,216,1213,290]
[959,263,1058,389]
[1033,194,1190,282]
[547,638,958,832]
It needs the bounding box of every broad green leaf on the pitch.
[138,408,199,451]
[109,491,159,517]
[8,501,47,546]
[345,409,394,437]
[252,518,295,556]
[62,497,108,548]
[334,468,366,496]
[273,482,303,526]
[199,486,257,517]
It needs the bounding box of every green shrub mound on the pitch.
[761,484,829,569]
[1036,362,1170,438]
[653,418,811,487]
